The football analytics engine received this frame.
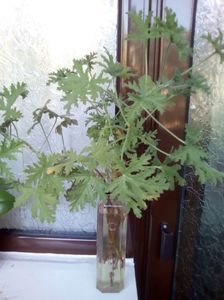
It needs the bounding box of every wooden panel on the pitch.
[0,230,96,254]
[144,1,197,299]
[118,1,151,299]
[118,0,197,299]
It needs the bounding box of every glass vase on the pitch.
[96,196,127,293]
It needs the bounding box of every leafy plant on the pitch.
[1,8,224,221]
[0,83,28,215]
[0,178,15,216]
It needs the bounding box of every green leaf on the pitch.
[48,57,109,112]
[195,162,224,184]
[81,52,98,71]
[168,70,210,96]
[0,161,14,179]
[45,151,80,176]
[203,29,224,63]
[0,82,28,108]
[15,185,59,223]
[55,118,78,135]
[82,139,119,170]
[170,145,208,166]
[0,139,24,160]
[25,153,64,192]
[0,190,15,216]
[66,170,107,210]
[29,100,78,135]
[169,124,221,184]
[187,73,210,94]
[0,177,14,190]
[125,75,168,121]
[108,155,169,216]
[48,68,72,83]
[185,124,204,145]
[109,171,169,217]
[160,164,185,190]
[0,82,28,126]
[25,154,50,183]
[155,8,191,59]
[170,134,224,185]
[0,138,24,180]
[0,109,23,126]
[31,190,58,223]
[127,11,151,44]
[87,115,107,140]
[14,186,33,208]
[100,48,134,78]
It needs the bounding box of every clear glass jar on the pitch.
[96,196,127,293]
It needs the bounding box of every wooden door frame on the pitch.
[118,0,197,299]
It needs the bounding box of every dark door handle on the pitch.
[160,222,174,261]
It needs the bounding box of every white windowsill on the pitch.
[0,252,137,300]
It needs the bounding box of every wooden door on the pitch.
[118,0,197,299]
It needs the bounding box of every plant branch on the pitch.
[159,41,172,80]
[39,118,58,151]
[145,43,148,76]
[11,122,19,138]
[143,107,186,145]
[61,132,66,152]
[39,121,53,153]
[121,124,130,160]
[95,168,107,182]
[0,131,38,155]
[115,97,129,126]
[147,142,170,157]
[180,51,216,77]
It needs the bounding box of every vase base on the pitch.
[97,281,124,293]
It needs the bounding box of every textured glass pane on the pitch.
[0,0,117,233]
[174,1,224,299]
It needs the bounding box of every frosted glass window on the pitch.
[174,1,224,299]
[0,0,118,233]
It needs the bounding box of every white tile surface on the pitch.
[0,252,137,300]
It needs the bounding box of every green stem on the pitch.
[115,97,129,125]
[112,136,126,144]
[103,125,126,132]
[144,43,148,76]
[11,122,19,138]
[159,41,172,80]
[11,122,27,181]
[120,124,130,160]
[180,51,216,77]
[100,82,114,138]
[9,124,12,137]
[39,118,57,151]
[147,142,170,157]
[95,168,107,182]
[0,131,38,155]
[61,132,66,152]
[169,83,191,90]
[22,140,38,155]
[142,108,157,123]
[40,121,53,153]
[143,107,186,145]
